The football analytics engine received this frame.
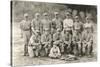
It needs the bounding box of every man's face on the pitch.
[72,10,78,16]
[57,30,60,34]
[75,17,79,22]
[44,15,48,19]
[35,15,40,19]
[86,18,91,22]
[55,14,59,18]
[79,12,85,18]
[66,14,70,19]
[45,31,49,35]
[25,16,28,20]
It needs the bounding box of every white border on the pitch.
[0,0,100,67]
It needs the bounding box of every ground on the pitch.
[12,22,97,67]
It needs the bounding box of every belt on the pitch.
[23,29,30,31]
[75,29,80,30]
[29,45,38,47]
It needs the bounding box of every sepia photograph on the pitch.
[11,0,97,66]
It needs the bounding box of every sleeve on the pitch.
[31,20,33,29]
[73,23,75,31]
[63,20,65,28]
[41,35,44,43]
[28,35,34,46]
[51,19,55,28]
[79,32,82,41]
[53,34,58,44]
[31,19,36,34]
[40,20,43,34]
[20,22,22,29]
[40,21,43,34]
[81,32,85,41]
[80,22,83,32]
[29,21,31,30]
[28,39,31,46]
[50,21,52,30]
[91,23,94,33]
[61,32,65,41]
[20,20,24,30]
[61,19,63,31]
[57,47,61,54]
[69,34,72,44]
[49,48,53,55]
[83,24,85,30]
[72,36,74,42]
[49,34,52,42]
[53,33,56,41]
[71,19,74,27]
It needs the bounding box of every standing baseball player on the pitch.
[31,13,42,35]
[41,13,52,34]
[51,12,63,34]
[63,11,74,37]
[72,9,78,19]
[82,16,94,56]
[20,13,31,56]
[72,16,83,56]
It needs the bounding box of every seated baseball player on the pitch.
[62,28,72,54]
[28,30,41,57]
[41,28,52,56]
[53,28,63,54]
